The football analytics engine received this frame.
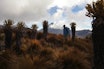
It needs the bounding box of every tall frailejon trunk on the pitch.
[43,20,48,40]
[31,24,38,39]
[71,27,75,41]
[4,27,12,49]
[85,0,104,68]
[15,22,25,54]
[15,29,23,54]
[70,22,76,42]
[4,19,13,49]
[92,18,104,69]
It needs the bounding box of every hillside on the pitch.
[0,25,91,38]
[40,28,91,38]
[0,32,93,69]
[76,30,92,38]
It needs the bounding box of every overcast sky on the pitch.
[0,0,97,30]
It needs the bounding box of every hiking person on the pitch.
[3,19,13,49]
[63,25,70,41]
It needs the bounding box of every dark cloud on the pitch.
[0,0,52,24]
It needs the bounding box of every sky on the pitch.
[0,0,97,30]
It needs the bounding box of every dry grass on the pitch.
[0,33,93,69]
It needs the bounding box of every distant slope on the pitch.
[39,28,63,34]
[48,28,63,34]
[40,28,92,38]
[0,25,91,38]
[76,30,92,38]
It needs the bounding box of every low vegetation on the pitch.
[0,32,93,69]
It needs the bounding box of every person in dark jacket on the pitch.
[63,25,70,41]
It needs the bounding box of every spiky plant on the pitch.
[31,24,38,39]
[70,22,76,42]
[15,21,25,54]
[17,21,25,30]
[4,19,13,49]
[86,0,104,69]
[43,20,48,40]
[32,24,38,30]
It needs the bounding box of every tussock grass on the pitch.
[0,33,93,69]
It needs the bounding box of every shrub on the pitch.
[56,47,91,69]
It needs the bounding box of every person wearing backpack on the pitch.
[63,25,70,41]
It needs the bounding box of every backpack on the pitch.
[65,27,70,35]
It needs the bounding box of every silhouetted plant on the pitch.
[70,22,76,42]
[15,21,25,54]
[86,0,104,69]
[27,28,32,39]
[37,32,43,40]
[3,19,13,49]
[0,31,93,69]
[43,20,48,40]
[31,24,38,39]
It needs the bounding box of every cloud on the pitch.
[49,6,91,30]
[60,8,92,30]
[49,0,97,8]
[49,0,97,30]
[0,0,52,22]
[50,0,82,8]
[50,20,69,29]
[0,0,97,30]
[52,9,64,21]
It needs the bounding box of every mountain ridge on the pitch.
[40,28,92,38]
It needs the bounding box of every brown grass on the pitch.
[0,33,93,69]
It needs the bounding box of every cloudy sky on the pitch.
[0,0,97,30]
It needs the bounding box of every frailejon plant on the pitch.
[31,24,38,39]
[43,20,48,40]
[15,21,25,54]
[70,22,76,42]
[86,0,104,69]
[4,19,13,49]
